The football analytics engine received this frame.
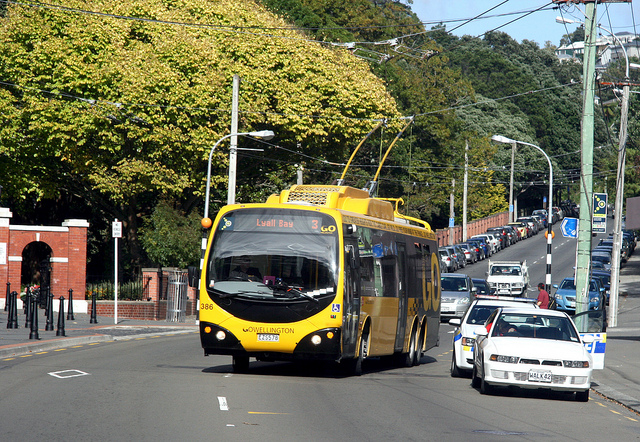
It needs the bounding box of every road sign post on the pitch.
[112,220,122,325]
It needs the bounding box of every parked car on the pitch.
[466,241,486,261]
[472,234,500,254]
[552,277,606,313]
[517,217,539,235]
[447,245,466,269]
[502,225,520,243]
[472,307,593,401]
[457,243,478,264]
[591,253,612,271]
[440,273,476,320]
[532,209,549,227]
[439,248,457,272]
[468,238,491,258]
[486,227,510,248]
[449,297,537,376]
[508,221,529,239]
[552,206,564,221]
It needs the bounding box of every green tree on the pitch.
[0,0,400,270]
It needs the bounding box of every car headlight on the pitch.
[555,294,562,300]
[461,337,475,346]
[488,282,496,287]
[490,354,519,363]
[563,360,590,368]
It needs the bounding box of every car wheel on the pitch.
[451,351,461,377]
[575,389,589,402]
[480,363,491,395]
[471,364,480,388]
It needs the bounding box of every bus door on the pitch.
[343,238,361,357]
[394,242,407,352]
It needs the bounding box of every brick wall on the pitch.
[88,300,196,321]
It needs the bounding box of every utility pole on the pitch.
[609,58,631,328]
[449,179,455,246]
[463,141,468,241]
[228,74,240,205]
[509,141,516,223]
[574,0,598,322]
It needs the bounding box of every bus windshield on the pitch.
[206,209,339,301]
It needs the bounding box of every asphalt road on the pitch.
[0,324,639,441]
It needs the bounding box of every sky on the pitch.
[406,1,639,47]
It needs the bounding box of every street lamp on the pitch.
[492,135,554,293]
[203,130,275,222]
[557,16,632,327]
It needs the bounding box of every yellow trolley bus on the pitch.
[198,185,440,374]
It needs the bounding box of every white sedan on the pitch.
[449,296,537,377]
[472,307,593,401]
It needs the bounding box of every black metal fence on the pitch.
[86,275,151,301]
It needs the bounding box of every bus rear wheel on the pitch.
[404,328,417,367]
[232,354,249,373]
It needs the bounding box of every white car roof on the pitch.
[498,307,568,318]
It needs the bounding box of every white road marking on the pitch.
[218,396,229,411]
[48,369,90,379]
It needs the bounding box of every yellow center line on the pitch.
[88,343,101,345]
[35,352,48,355]
[595,402,606,408]
[624,416,638,422]
[3,358,16,361]
[135,337,146,340]
[54,348,67,352]
[71,345,83,348]
[20,355,33,358]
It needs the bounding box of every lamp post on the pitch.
[492,135,554,293]
[557,16,632,327]
[203,130,275,221]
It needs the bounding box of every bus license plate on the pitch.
[528,370,552,383]
[257,333,279,342]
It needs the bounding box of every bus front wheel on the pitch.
[232,354,249,373]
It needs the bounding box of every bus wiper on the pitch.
[210,288,252,299]
[270,282,319,303]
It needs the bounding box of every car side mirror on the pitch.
[475,326,488,337]
[449,318,461,326]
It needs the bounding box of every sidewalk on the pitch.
[0,309,197,359]
[590,250,640,412]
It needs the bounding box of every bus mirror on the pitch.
[187,266,200,288]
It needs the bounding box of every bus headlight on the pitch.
[311,335,322,346]
[215,330,226,341]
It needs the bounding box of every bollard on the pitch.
[29,293,39,340]
[45,291,54,331]
[24,287,31,329]
[89,292,98,324]
[6,291,18,329]
[56,296,66,337]
[10,291,19,329]
[67,289,75,321]
[4,282,9,311]
[5,288,14,328]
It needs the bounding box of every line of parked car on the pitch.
[552,227,638,314]
[438,207,564,274]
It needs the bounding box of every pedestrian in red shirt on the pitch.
[537,282,550,309]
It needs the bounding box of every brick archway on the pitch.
[0,207,89,307]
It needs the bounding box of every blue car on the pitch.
[553,277,605,312]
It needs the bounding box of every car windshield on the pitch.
[441,276,468,291]
[491,313,580,341]
[466,305,499,324]
[491,266,521,275]
[559,279,576,290]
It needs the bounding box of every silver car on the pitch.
[440,273,476,320]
